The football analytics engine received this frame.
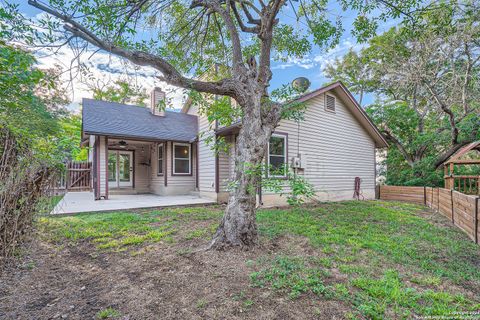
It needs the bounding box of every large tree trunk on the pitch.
[210,97,273,249]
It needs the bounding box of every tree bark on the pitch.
[210,95,273,248]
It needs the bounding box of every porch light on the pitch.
[119,140,127,148]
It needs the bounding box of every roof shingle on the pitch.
[82,98,198,142]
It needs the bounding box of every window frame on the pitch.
[172,142,192,175]
[157,143,164,176]
[325,94,336,113]
[267,133,288,179]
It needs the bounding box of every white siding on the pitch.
[264,91,376,201]
[218,135,234,192]
[188,103,217,198]
[184,88,377,204]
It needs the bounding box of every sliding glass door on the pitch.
[108,150,133,188]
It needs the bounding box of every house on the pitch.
[81,81,388,205]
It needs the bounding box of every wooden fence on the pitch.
[379,185,479,244]
[65,161,91,191]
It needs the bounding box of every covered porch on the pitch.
[81,95,201,201]
[52,192,215,214]
[89,136,200,199]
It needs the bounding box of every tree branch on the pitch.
[425,82,459,145]
[256,0,285,88]
[382,130,415,167]
[29,0,239,97]
[240,2,261,25]
[230,2,260,33]
[190,0,246,73]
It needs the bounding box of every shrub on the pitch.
[0,126,55,262]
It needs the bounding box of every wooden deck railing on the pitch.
[444,175,480,195]
[378,185,479,244]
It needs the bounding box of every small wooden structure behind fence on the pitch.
[379,185,479,244]
[442,141,480,195]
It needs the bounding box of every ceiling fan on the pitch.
[109,140,135,149]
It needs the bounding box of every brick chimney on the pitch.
[150,87,166,116]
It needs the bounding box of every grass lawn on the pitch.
[1,201,479,319]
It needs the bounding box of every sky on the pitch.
[12,1,396,112]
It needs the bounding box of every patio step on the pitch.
[110,188,137,195]
[190,191,200,197]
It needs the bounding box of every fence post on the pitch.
[437,188,440,212]
[430,187,435,209]
[65,162,69,190]
[423,186,426,205]
[475,197,479,244]
[451,189,454,224]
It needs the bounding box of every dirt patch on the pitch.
[0,235,352,320]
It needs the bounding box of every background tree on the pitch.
[25,0,428,248]
[323,49,377,106]
[81,73,149,106]
[324,2,480,186]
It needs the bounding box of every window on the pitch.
[268,134,287,177]
[157,143,164,175]
[325,94,336,112]
[173,143,191,175]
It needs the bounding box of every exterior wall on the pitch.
[261,91,376,205]
[217,135,235,203]
[185,88,377,206]
[187,104,217,200]
[218,135,234,192]
[149,141,197,196]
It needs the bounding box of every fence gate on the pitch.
[66,161,92,191]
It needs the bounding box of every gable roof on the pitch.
[212,82,388,148]
[442,141,480,165]
[82,98,198,142]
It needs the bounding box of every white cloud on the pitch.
[271,38,364,75]
[272,56,315,70]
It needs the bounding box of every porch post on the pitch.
[93,135,99,200]
[105,136,109,199]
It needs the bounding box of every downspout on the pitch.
[164,142,168,187]
[95,136,101,200]
[195,139,199,190]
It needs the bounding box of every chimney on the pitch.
[150,87,166,116]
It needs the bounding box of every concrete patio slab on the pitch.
[52,192,216,215]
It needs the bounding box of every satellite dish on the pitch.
[292,77,311,92]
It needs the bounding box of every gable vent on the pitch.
[325,94,336,112]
